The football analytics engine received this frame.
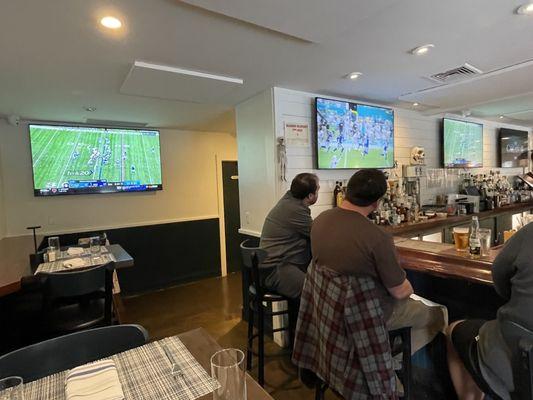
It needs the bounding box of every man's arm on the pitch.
[387,279,414,300]
[288,206,313,237]
[492,226,527,300]
[373,234,412,299]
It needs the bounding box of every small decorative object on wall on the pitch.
[284,122,310,147]
[410,146,426,165]
[277,137,287,182]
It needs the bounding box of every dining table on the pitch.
[18,327,274,400]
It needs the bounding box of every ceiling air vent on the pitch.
[427,63,483,83]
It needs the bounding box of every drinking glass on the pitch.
[211,348,246,400]
[478,228,492,257]
[453,227,470,252]
[0,376,24,400]
[47,236,60,261]
[89,236,101,255]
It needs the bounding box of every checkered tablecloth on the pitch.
[22,336,220,400]
[35,252,116,274]
[57,246,109,260]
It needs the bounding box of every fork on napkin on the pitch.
[65,359,124,400]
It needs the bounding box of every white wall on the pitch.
[235,87,531,235]
[236,88,277,235]
[0,120,237,237]
[273,87,532,216]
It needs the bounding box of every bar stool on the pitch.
[315,327,412,400]
[240,239,292,387]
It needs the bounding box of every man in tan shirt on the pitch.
[312,169,446,353]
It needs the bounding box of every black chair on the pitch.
[501,320,533,400]
[240,239,292,387]
[39,262,115,335]
[315,327,412,400]
[0,324,149,382]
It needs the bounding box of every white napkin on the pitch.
[65,359,124,400]
[62,258,87,269]
[67,247,85,256]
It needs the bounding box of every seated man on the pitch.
[259,173,319,299]
[310,169,446,354]
[447,222,533,400]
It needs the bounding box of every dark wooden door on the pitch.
[222,161,242,273]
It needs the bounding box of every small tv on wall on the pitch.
[442,118,483,168]
[315,97,394,169]
[29,124,163,196]
[499,128,529,168]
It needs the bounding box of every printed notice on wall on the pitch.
[284,122,310,147]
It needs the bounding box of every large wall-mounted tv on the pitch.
[315,97,394,169]
[442,118,483,168]
[499,128,529,168]
[29,124,163,196]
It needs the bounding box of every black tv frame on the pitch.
[498,127,529,168]
[28,123,163,197]
[314,97,395,170]
[441,117,484,169]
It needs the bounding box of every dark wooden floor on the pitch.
[118,272,454,400]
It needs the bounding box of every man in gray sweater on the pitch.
[447,222,533,400]
[259,173,320,298]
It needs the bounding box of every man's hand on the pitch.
[387,279,414,300]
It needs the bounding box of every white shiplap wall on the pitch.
[273,87,532,218]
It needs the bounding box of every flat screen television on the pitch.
[315,97,394,169]
[499,128,529,168]
[442,118,483,168]
[29,124,163,196]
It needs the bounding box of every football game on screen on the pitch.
[316,98,394,169]
[29,124,162,196]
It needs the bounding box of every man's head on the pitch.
[345,169,387,211]
[290,173,320,206]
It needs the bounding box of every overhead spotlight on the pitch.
[84,106,96,112]
[516,3,533,14]
[410,44,435,55]
[346,72,363,80]
[100,16,122,29]
[413,102,419,107]
[499,115,504,119]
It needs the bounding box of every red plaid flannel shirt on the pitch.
[292,263,397,399]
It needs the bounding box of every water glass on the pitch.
[89,236,101,255]
[0,376,24,400]
[478,228,492,257]
[211,348,246,400]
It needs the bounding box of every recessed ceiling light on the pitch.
[100,16,122,29]
[84,106,96,112]
[347,72,363,80]
[516,3,533,14]
[499,115,504,119]
[413,102,419,107]
[410,44,435,56]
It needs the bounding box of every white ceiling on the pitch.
[1,0,533,132]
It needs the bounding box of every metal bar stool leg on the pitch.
[246,300,254,371]
[258,301,265,386]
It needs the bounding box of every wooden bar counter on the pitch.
[394,237,498,285]
[387,202,533,320]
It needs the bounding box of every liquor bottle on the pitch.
[333,181,340,207]
[469,216,481,259]
[336,182,344,207]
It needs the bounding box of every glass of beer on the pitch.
[453,227,470,252]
